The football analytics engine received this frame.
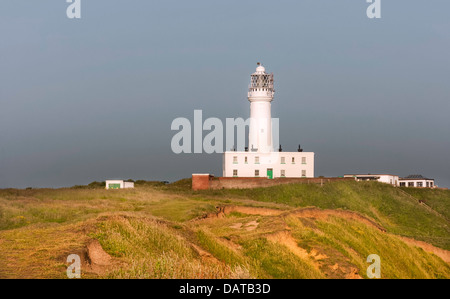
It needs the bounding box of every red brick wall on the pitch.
[192,175,353,190]
[210,177,354,189]
[192,174,212,191]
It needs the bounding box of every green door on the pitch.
[108,184,121,189]
[267,169,273,179]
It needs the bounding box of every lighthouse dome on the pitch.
[256,65,265,73]
[255,64,266,74]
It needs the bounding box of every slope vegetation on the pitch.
[0,180,448,279]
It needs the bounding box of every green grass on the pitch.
[240,238,324,279]
[196,229,244,266]
[400,187,450,219]
[203,181,450,249]
[145,199,217,222]
[195,222,323,279]
[0,188,217,230]
[93,216,195,258]
[0,180,449,279]
[92,216,241,279]
[286,215,450,279]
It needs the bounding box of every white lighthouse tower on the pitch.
[223,63,315,179]
[248,63,275,153]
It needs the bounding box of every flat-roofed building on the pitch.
[105,180,135,190]
[344,174,399,186]
[399,175,435,188]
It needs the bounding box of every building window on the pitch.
[281,170,286,177]
[281,157,286,164]
[408,182,414,187]
[244,157,248,164]
[255,170,260,177]
[430,182,433,187]
[400,182,406,187]
[292,157,295,164]
[302,170,306,177]
[255,157,260,164]
[302,157,306,164]
[233,170,238,177]
[233,156,238,164]
[417,182,423,187]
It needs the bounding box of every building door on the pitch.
[108,184,121,189]
[267,169,273,179]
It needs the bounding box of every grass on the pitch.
[0,222,88,279]
[400,187,450,219]
[0,188,217,230]
[288,216,450,279]
[145,199,217,222]
[0,180,449,279]
[203,181,450,249]
[196,229,244,266]
[92,216,239,279]
[240,238,324,279]
[192,211,450,279]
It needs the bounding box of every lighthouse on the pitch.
[223,63,315,179]
[248,63,275,153]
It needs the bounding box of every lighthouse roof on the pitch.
[254,62,266,74]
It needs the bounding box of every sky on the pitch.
[0,0,449,188]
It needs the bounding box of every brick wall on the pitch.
[192,174,353,190]
[192,174,213,191]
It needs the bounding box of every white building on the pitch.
[223,63,315,179]
[344,174,399,186]
[105,180,135,190]
[399,175,435,188]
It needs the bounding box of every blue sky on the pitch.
[1,1,449,188]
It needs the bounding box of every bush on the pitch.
[88,181,106,189]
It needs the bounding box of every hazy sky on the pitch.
[1,1,449,188]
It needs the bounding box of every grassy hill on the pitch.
[0,180,448,279]
[204,181,450,250]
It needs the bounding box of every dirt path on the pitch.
[196,205,450,266]
[289,207,387,232]
[205,205,386,233]
[221,206,285,217]
[399,236,450,263]
[266,231,312,261]
[190,243,222,264]
[266,230,363,279]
